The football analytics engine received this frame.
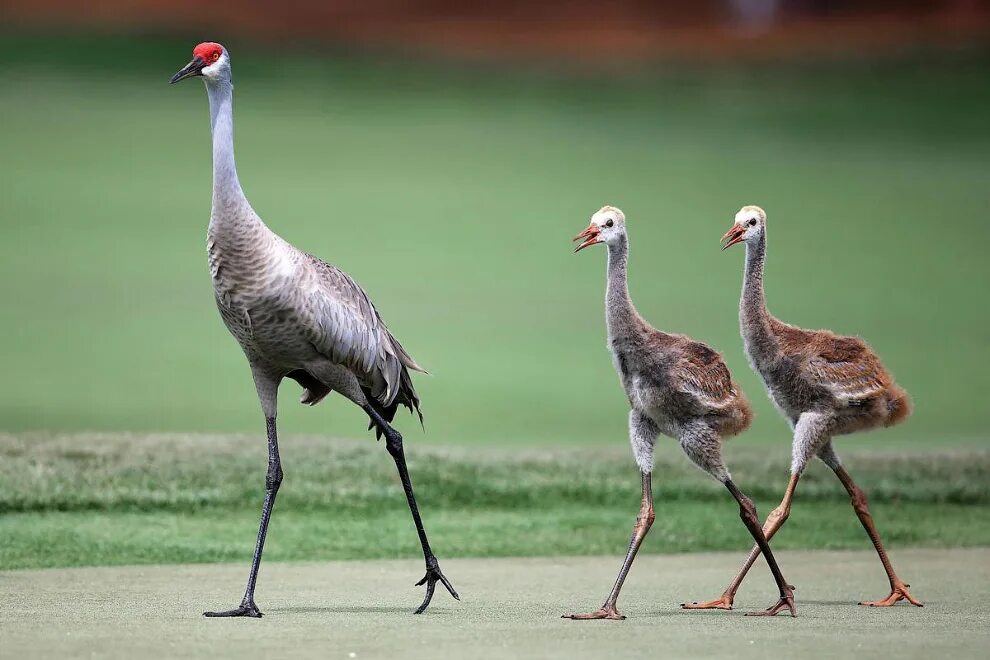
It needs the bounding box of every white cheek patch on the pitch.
[591,219,612,242]
[201,54,227,80]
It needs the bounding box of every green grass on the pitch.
[2,433,987,570]
[0,36,988,449]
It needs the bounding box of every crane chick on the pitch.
[563,206,796,620]
[683,205,921,610]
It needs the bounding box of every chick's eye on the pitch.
[605,219,614,228]
[748,219,757,227]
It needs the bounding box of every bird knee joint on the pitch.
[266,465,283,491]
[850,487,869,514]
[385,432,403,456]
[738,498,758,524]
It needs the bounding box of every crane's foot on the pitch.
[413,558,459,614]
[681,593,734,610]
[562,605,625,620]
[745,588,796,617]
[860,581,923,607]
[203,600,263,618]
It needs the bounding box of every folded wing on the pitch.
[302,256,424,412]
[674,341,738,409]
[805,335,890,404]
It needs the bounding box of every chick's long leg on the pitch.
[681,413,833,613]
[681,475,798,610]
[724,479,796,617]
[823,449,922,608]
[564,410,657,621]
[563,471,655,621]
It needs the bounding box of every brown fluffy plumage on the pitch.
[729,205,911,438]
[681,205,921,612]
[767,319,912,433]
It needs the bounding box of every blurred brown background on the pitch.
[5,1,989,61]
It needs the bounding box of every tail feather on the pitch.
[388,332,428,375]
[884,384,912,427]
[287,359,424,430]
[362,364,424,429]
[719,391,753,439]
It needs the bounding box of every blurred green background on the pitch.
[2,4,989,571]
[1,34,988,450]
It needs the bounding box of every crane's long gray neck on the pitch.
[206,77,247,213]
[740,232,775,359]
[605,237,640,340]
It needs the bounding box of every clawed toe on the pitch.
[204,602,263,618]
[746,592,796,617]
[413,562,459,614]
[563,607,625,620]
[681,595,734,610]
[859,583,923,608]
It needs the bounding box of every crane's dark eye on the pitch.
[748,218,757,227]
[605,219,614,228]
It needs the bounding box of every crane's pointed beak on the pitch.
[573,224,601,253]
[170,57,206,84]
[721,224,746,250]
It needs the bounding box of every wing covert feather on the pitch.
[806,353,889,402]
[674,342,737,408]
[302,257,421,406]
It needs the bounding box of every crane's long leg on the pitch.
[205,415,283,618]
[563,471,655,620]
[364,405,458,614]
[828,461,923,607]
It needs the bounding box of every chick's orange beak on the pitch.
[573,224,601,253]
[721,224,746,250]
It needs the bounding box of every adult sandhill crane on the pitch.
[683,205,921,611]
[169,42,457,618]
[563,206,796,620]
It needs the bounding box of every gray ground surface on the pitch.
[2,548,988,659]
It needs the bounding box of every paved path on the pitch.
[2,548,988,658]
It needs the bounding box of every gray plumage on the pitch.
[594,206,752,479]
[202,56,423,426]
[172,42,455,619]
